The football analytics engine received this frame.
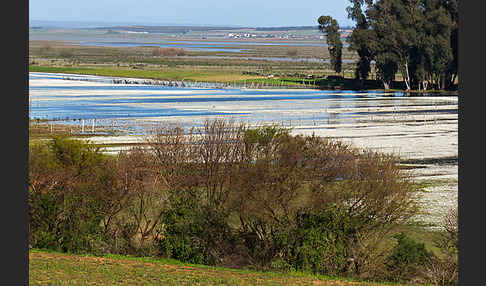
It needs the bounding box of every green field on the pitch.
[28,65,343,88]
[29,65,265,83]
[28,39,360,87]
[29,249,416,286]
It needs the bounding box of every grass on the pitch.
[28,64,375,90]
[28,39,357,88]
[29,249,420,286]
[29,39,458,93]
[28,65,332,88]
[29,65,264,83]
[28,121,118,140]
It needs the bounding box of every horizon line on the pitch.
[29,19,354,29]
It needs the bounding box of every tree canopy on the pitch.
[345,0,458,91]
[318,15,343,74]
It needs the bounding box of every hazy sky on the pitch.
[29,0,354,27]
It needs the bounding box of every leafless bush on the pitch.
[226,128,420,272]
[426,208,458,286]
[307,149,419,277]
[287,49,298,57]
[107,146,166,254]
[58,49,74,58]
[38,44,53,55]
[152,47,187,57]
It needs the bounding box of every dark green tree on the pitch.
[369,0,426,91]
[442,0,459,90]
[318,15,343,74]
[346,0,458,91]
[346,0,374,83]
[364,0,404,90]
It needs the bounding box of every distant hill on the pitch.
[30,20,352,33]
[94,25,244,34]
[255,26,318,31]
[104,29,121,35]
[93,25,328,34]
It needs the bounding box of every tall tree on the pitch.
[443,0,458,90]
[372,0,426,91]
[318,15,343,74]
[365,0,402,90]
[346,0,458,91]
[346,0,374,83]
[416,0,453,90]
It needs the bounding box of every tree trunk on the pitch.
[382,80,390,90]
[403,61,411,91]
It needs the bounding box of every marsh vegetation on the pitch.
[29,119,457,285]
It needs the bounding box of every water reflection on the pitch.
[29,73,457,134]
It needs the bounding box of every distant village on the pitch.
[226,32,313,39]
[225,29,352,40]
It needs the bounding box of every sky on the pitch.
[29,0,355,27]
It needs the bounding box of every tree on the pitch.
[346,0,458,91]
[318,15,343,74]
[29,136,116,253]
[442,0,459,90]
[368,0,424,91]
[346,0,374,83]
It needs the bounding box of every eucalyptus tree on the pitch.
[415,0,454,90]
[443,0,459,90]
[318,15,343,74]
[346,0,374,83]
[346,0,401,90]
[345,0,458,91]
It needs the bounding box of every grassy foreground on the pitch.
[29,249,416,286]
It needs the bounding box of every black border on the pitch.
[11,0,29,284]
[458,0,480,285]
[458,0,475,284]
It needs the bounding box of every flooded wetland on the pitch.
[27,1,462,283]
[29,72,458,226]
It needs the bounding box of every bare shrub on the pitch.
[107,146,165,255]
[38,44,53,55]
[152,47,187,57]
[58,49,74,58]
[152,47,163,57]
[230,130,420,274]
[426,208,458,286]
[306,149,420,278]
[146,119,246,264]
[287,49,298,57]
[230,126,302,267]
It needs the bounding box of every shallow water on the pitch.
[28,72,458,225]
[165,40,330,47]
[177,55,356,63]
[79,41,252,52]
[29,72,457,134]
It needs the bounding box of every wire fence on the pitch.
[60,75,319,90]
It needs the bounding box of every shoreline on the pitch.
[29,68,459,95]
